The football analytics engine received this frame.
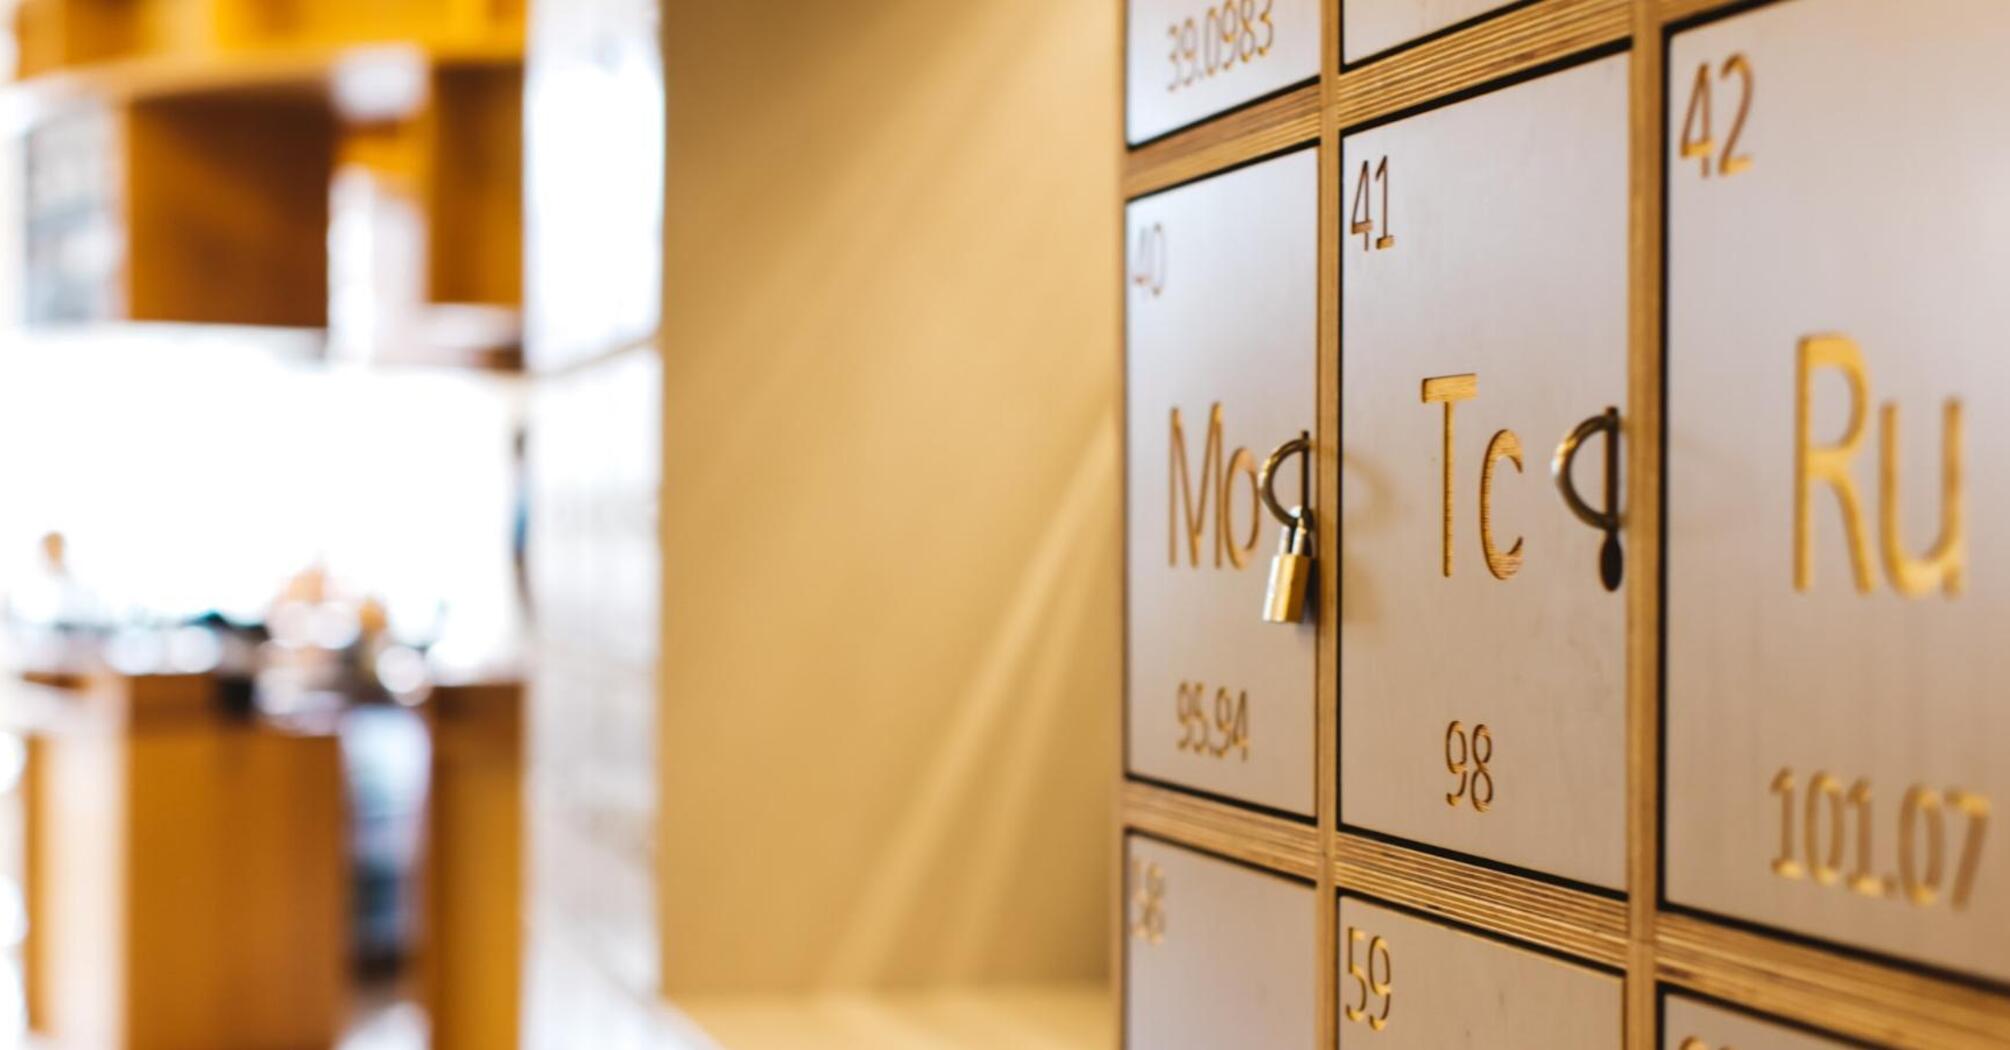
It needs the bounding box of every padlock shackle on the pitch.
[1551,407,1619,532]
[1551,406,1624,591]
[1257,431,1312,530]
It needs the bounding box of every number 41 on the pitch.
[1350,156,1395,252]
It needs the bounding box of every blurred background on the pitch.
[0,0,1119,1047]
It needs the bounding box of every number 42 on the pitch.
[1679,53,1754,177]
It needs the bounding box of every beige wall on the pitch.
[660,0,1120,994]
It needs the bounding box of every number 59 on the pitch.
[1343,925,1393,1030]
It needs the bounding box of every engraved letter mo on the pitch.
[1169,403,1261,569]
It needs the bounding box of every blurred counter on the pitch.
[14,671,346,1050]
[417,678,523,1050]
[2,652,528,1049]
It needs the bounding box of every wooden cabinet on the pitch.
[1663,0,2010,984]
[1125,0,1322,143]
[1126,148,1319,816]
[1336,896,1622,1048]
[1339,53,1629,890]
[1124,835,1315,1050]
[1117,0,2010,1046]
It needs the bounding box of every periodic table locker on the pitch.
[1124,836,1315,1050]
[1664,0,2010,984]
[1126,148,1318,817]
[1118,0,2010,1046]
[1336,897,1622,1048]
[1338,54,1630,889]
[1125,0,1322,143]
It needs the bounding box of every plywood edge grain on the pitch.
[1334,0,1631,131]
[1658,0,1757,28]
[1654,911,2010,1050]
[1623,0,1667,1046]
[1120,1,1638,206]
[1333,832,1631,969]
[1121,83,1321,200]
[1121,780,1322,880]
[1313,1,1344,1044]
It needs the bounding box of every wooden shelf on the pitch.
[6,0,525,341]
[126,91,336,327]
[2,39,521,121]
[9,0,523,86]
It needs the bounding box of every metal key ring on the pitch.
[1551,408,1619,531]
[1552,406,1624,591]
[1258,431,1312,529]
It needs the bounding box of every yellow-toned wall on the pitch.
[660,0,1120,993]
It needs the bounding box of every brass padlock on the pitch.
[1257,432,1313,624]
[1263,506,1313,624]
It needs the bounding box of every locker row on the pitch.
[1125,0,2010,988]
[1125,835,1857,1049]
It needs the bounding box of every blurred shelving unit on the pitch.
[5,0,525,368]
[0,3,534,1049]
[516,1,664,1045]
